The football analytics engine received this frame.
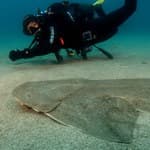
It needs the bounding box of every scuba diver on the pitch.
[9,0,137,63]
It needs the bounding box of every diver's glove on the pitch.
[9,50,22,61]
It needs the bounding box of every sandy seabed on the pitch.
[0,33,150,150]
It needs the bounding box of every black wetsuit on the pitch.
[9,0,137,62]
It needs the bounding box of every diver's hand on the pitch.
[9,50,21,61]
[54,52,63,63]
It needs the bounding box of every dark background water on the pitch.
[0,0,149,53]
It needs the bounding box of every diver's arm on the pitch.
[9,31,51,61]
[102,0,137,28]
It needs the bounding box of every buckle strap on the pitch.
[49,26,55,44]
[82,31,93,42]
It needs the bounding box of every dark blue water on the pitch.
[0,0,149,33]
[0,0,149,55]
